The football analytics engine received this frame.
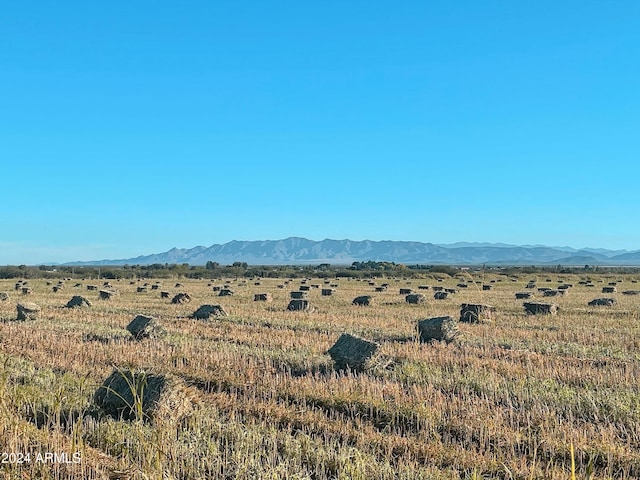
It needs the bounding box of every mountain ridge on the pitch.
[62,237,640,266]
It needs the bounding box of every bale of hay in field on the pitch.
[218,289,234,297]
[515,292,533,299]
[374,286,387,292]
[136,286,147,293]
[602,286,617,293]
[399,288,412,295]
[212,286,221,292]
[352,295,372,306]
[66,295,92,308]
[418,316,461,343]
[418,285,430,290]
[327,333,390,372]
[160,291,170,298]
[171,293,191,304]
[17,302,40,321]
[523,302,558,315]
[287,299,311,311]
[21,287,32,295]
[456,283,468,288]
[299,285,311,291]
[434,291,448,300]
[151,284,160,290]
[175,283,183,288]
[543,289,560,297]
[482,284,492,291]
[52,285,63,293]
[622,290,640,296]
[127,315,166,340]
[405,293,426,304]
[588,298,616,307]
[432,286,444,292]
[0,292,9,301]
[87,285,98,291]
[99,290,115,300]
[290,291,308,299]
[526,283,536,289]
[93,369,196,422]
[321,288,335,296]
[445,288,457,294]
[460,303,495,323]
[191,304,228,319]
[254,293,272,302]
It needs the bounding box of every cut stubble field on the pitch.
[0,272,639,479]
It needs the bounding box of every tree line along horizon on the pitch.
[0,261,636,280]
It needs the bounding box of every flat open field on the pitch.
[1,272,639,479]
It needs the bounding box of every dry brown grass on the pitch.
[0,273,639,478]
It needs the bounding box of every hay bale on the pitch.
[212,286,221,292]
[399,288,412,295]
[405,293,426,304]
[417,316,461,343]
[218,289,234,297]
[151,284,160,290]
[460,303,495,323]
[99,290,115,300]
[21,287,32,295]
[16,302,40,321]
[417,285,430,290]
[52,285,63,293]
[254,293,272,302]
[290,291,308,299]
[602,286,617,293]
[87,285,98,291]
[445,288,457,294]
[136,286,147,293]
[542,289,559,297]
[93,369,196,422]
[526,283,536,289]
[523,302,558,315]
[588,298,616,307]
[515,292,533,299]
[482,285,492,291]
[0,292,9,301]
[299,285,311,291]
[287,299,311,311]
[327,333,389,372]
[171,292,191,304]
[375,286,386,292]
[432,286,444,292]
[457,283,468,288]
[191,304,228,319]
[434,291,448,300]
[352,295,372,306]
[622,290,640,296]
[127,315,166,340]
[321,288,335,296]
[66,295,92,308]
[160,291,170,298]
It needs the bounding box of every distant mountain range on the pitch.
[64,237,640,266]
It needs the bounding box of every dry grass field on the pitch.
[0,271,639,479]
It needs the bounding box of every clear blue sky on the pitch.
[2,1,639,264]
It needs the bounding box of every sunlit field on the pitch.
[1,271,639,479]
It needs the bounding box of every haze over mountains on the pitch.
[64,237,640,266]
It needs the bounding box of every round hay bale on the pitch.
[253,293,272,302]
[290,291,308,299]
[515,292,533,299]
[433,291,448,300]
[352,295,372,306]
[99,290,115,300]
[21,287,32,295]
[602,286,617,293]
[160,291,170,298]
[0,292,9,301]
[218,289,234,297]
[622,290,640,296]
[482,285,492,291]
[523,302,558,315]
[191,304,228,320]
[17,302,40,321]
[287,299,311,311]
[321,288,335,296]
[418,316,461,343]
[87,285,98,291]
[93,369,197,422]
[127,315,166,340]
[399,288,413,295]
[405,293,426,304]
[136,286,147,293]
[299,285,311,291]
[588,298,616,307]
[460,303,495,323]
[327,333,390,372]
[66,295,92,308]
[171,293,192,304]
